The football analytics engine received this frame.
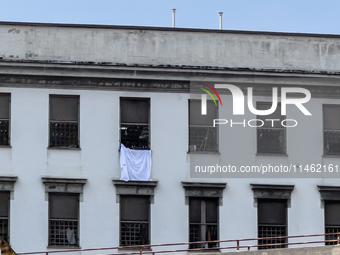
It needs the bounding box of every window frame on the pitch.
[188,99,219,153]
[48,94,80,149]
[48,193,80,247]
[322,104,340,156]
[256,102,286,155]
[0,93,11,147]
[119,97,150,150]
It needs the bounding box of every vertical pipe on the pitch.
[219,12,223,29]
[172,9,176,27]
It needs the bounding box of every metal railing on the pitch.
[17,232,340,255]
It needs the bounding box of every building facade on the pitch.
[0,22,340,252]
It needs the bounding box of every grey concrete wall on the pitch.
[196,246,340,255]
[1,24,340,71]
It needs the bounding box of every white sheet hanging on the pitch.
[120,144,151,181]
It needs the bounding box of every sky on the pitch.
[1,0,340,35]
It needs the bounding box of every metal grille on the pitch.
[0,120,9,145]
[50,121,79,148]
[120,125,149,150]
[121,222,149,246]
[325,226,340,245]
[0,218,9,243]
[324,131,340,155]
[257,128,285,154]
[49,220,78,246]
[189,224,218,249]
[258,225,286,249]
[189,126,218,152]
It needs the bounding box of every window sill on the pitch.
[47,245,81,249]
[187,151,220,155]
[47,147,81,150]
[256,153,288,157]
[0,145,11,148]
[323,154,340,158]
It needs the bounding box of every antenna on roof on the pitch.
[219,12,223,29]
[172,8,176,27]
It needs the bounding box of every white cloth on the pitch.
[66,228,76,245]
[120,144,151,181]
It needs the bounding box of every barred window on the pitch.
[49,194,79,247]
[189,100,218,152]
[0,94,10,146]
[120,196,149,246]
[120,98,150,150]
[0,192,9,244]
[324,201,340,245]
[258,199,287,250]
[49,95,79,148]
[323,105,340,155]
[189,198,218,249]
[257,103,285,154]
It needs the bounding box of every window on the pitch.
[258,199,287,249]
[49,194,79,246]
[257,103,285,154]
[120,98,150,149]
[189,100,218,152]
[49,95,79,148]
[0,192,10,244]
[324,201,340,245]
[42,177,86,248]
[113,180,157,247]
[189,198,218,249]
[0,94,10,146]
[182,182,226,249]
[120,196,150,246]
[323,105,340,155]
[251,184,293,250]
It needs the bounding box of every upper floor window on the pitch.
[49,95,79,148]
[189,100,218,152]
[324,201,340,245]
[257,102,285,154]
[323,105,340,155]
[120,98,150,150]
[0,94,10,146]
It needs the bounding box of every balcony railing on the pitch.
[189,126,218,152]
[50,121,79,148]
[324,130,340,155]
[121,222,149,246]
[49,219,78,246]
[257,128,285,154]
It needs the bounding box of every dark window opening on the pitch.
[120,98,150,150]
[323,105,340,155]
[0,192,9,244]
[0,94,10,146]
[49,194,79,246]
[189,197,219,249]
[257,103,285,154]
[120,196,150,246]
[325,201,340,245]
[49,95,79,148]
[258,199,287,250]
[189,100,218,152]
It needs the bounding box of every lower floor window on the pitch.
[324,201,340,245]
[189,197,218,249]
[0,192,9,244]
[258,199,287,249]
[120,196,150,246]
[49,194,79,246]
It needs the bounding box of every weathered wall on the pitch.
[1,23,340,71]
